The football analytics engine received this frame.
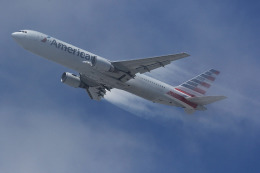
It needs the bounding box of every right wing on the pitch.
[111,53,189,82]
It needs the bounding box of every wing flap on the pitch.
[134,60,171,74]
[86,86,107,101]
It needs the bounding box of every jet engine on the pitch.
[61,72,86,88]
[91,56,115,72]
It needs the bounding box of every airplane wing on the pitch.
[111,53,189,82]
[81,53,189,100]
[80,74,112,101]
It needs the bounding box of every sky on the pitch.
[1,0,260,172]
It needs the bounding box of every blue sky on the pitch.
[1,0,260,172]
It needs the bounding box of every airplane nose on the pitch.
[11,32,21,39]
[11,31,27,46]
[12,32,17,37]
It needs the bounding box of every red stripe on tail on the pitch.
[167,91,197,108]
[175,88,195,97]
[201,82,211,88]
[207,76,215,81]
[194,88,206,95]
[210,69,220,75]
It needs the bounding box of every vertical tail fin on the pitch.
[175,69,220,97]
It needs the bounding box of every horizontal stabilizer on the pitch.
[184,108,196,114]
[186,96,227,105]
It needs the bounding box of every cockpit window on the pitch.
[19,30,27,33]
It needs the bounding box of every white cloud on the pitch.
[105,88,157,118]
[0,108,156,173]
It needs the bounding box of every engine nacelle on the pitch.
[61,72,85,88]
[91,56,114,72]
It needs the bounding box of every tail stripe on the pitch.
[205,72,212,76]
[175,88,195,97]
[201,74,215,81]
[210,69,220,75]
[192,78,204,84]
[181,84,206,95]
[197,76,205,81]
[187,81,199,87]
[181,84,194,90]
[167,91,197,108]
[191,79,202,84]
[201,82,211,88]
[191,79,211,88]
[194,88,206,95]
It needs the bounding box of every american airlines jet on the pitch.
[12,30,226,114]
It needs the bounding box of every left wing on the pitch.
[80,74,112,101]
[111,53,189,82]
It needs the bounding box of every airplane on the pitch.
[11,30,226,114]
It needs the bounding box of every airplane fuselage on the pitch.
[12,30,221,113]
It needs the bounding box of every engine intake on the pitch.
[61,72,85,88]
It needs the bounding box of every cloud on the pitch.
[105,89,153,115]
[0,107,157,173]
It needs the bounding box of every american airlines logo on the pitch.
[41,36,50,43]
[41,38,47,42]
[50,39,96,63]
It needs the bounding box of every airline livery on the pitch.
[12,30,226,114]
